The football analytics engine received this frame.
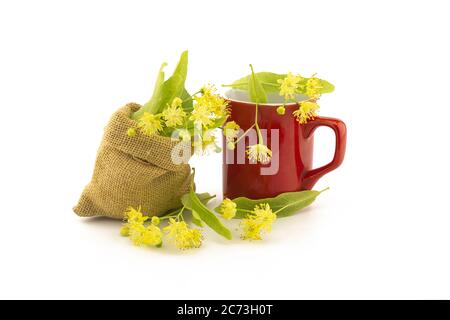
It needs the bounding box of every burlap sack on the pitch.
[74,103,191,219]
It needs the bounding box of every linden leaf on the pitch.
[156,50,189,113]
[181,190,232,240]
[228,72,287,93]
[180,87,193,111]
[248,65,267,103]
[132,62,167,119]
[161,193,214,218]
[319,79,335,94]
[215,189,327,219]
[191,210,204,227]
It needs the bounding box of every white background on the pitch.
[1,0,449,300]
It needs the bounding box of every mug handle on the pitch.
[301,117,347,190]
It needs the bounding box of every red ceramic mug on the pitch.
[223,90,347,200]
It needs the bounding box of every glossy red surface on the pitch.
[223,99,347,199]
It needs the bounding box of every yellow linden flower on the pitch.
[120,225,130,237]
[120,206,162,246]
[171,97,183,108]
[208,96,229,118]
[127,127,137,137]
[241,203,277,240]
[240,218,262,240]
[227,141,235,150]
[190,103,213,127]
[129,223,162,247]
[246,144,272,164]
[151,216,160,225]
[277,72,303,100]
[163,218,203,250]
[200,84,214,96]
[276,106,286,115]
[162,104,186,127]
[124,206,148,224]
[218,198,237,220]
[305,77,323,99]
[137,112,163,136]
[193,131,220,155]
[195,85,229,118]
[223,121,240,140]
[293,101,320,124]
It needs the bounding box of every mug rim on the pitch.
[224,89,309,107]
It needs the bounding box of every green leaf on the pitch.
[216,189,327,219]
[132,62,167,119]
[181,191,232,240]
[228,72,286,93]
[226,72,335,97]
[155,51,189,113]
[191,210,204,227]
[180,88,193,111]
[319,79,335,94]
[161,193,214,217]
[248,65,267,103]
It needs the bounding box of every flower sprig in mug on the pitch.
[222,66,335,164]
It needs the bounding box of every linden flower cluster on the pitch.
[241,204,277,240]
[120,207,203,250]
[218,198,237,220]
[277,73,324,125]
[218,198,277,240]
[246,144,272,164]
[293,101,320,124]
[163,218,202,249]
[223,121,240,150]
[120,207,163,247]
[128,85,229,154]
[277,72,304,100]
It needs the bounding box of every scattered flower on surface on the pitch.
[293,101,320,124]
[218,198,237,220]
[277,72,303,100]
[137,112,163,136]
[120,207,162,247]
[124,206,148,224]
[241,203,277,240]
[151,216,160,225]
[163,218,203,250]
[246,144,272,164]
[129,223,163,247]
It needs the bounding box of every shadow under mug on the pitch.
[223,90,347,200]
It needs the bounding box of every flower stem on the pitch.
[183,90,201,103]
[254,104,264,144]
[234,123,256,144]
[177,206,186,220]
